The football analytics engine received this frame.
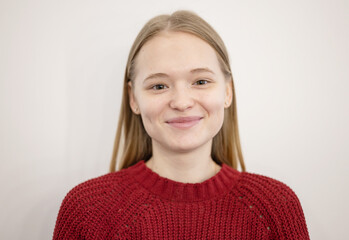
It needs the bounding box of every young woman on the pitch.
[53,10,309,239]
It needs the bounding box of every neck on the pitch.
[146,140,221,183]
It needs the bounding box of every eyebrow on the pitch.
[143,67,215,82]
[190,67,215,75]
[144,73,169,82]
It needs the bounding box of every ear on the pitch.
[224,79,233,108]
[128,81,140,114]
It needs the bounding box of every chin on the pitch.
[169,146,197,153]
[166,140,209,153]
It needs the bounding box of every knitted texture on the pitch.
[53,160,309,239]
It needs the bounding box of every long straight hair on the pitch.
[110,10,245,172]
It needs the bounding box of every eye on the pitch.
[151,84,167,90]
[194,79,209,85]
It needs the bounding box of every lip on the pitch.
[166,116,203,129]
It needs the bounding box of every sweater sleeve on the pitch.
[240,173,310,240]
[52,184,89,240]
[267,180,309,239]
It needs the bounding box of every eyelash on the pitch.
[151,84,168,90]
[149,79,210,90]
[194,79,209,85]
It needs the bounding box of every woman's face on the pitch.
[129,31,232,154]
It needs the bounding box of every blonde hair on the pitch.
[110,10,246,172]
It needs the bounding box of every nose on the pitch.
[169,86,194,111]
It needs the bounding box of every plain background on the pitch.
[1,0,348,239]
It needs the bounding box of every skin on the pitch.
[128,31,232,183]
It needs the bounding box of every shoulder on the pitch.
[53,167,136,239]
[62,168,130,205]
[235,171,304,217]
[236,171,305,215]
[234,171,309,239]
[59,164,143,213]
[237,171,299,202]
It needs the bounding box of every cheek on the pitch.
[138,96,164,124]
[138,97,168,140]
[207,100,225,121]
[202,88,226,114]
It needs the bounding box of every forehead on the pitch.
[135,31,221,76]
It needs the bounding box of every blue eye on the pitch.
[152,84,167,90]
[194,80,208,85]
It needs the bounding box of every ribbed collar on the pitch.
[128,160,240,202]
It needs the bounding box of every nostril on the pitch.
[169,92,195,111]
[169,99,194,111]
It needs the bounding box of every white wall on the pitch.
[1,0,348,239]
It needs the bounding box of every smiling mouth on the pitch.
[166,116,203,129]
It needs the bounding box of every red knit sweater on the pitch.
[53,160,309,239]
